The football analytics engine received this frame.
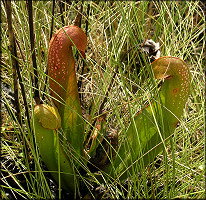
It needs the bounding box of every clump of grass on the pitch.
[1,1,205,199]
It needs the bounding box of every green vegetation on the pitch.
[1,1,205,199]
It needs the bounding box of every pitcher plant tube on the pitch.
[34,25,87,191]
[105,57,191,179]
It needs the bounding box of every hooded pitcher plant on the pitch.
[34,26,191,192]
[34,26,87,191]
[105,57,191,179]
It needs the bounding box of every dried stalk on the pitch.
[26,0,40,104]
[42,0,56,101]
[5,0,32,154]
[49,0,55,40]
[59,0,65,25]
[77,2,90,101]
[5,0,21,125]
